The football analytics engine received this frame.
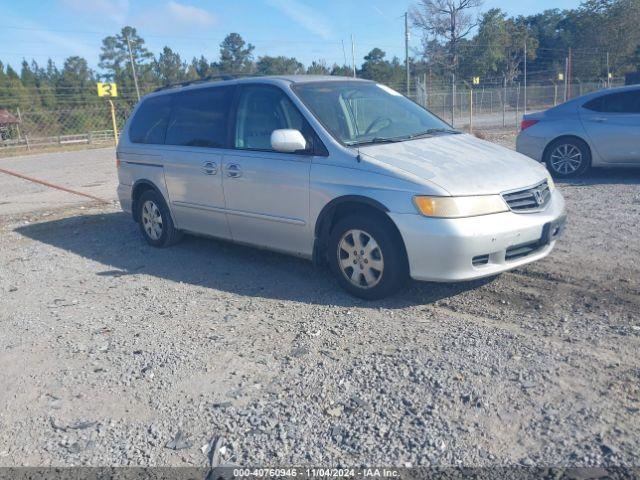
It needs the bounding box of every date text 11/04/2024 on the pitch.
[232,468,400,478]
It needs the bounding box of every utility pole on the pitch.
[606,51,610,88]
[567,47,573,99]
[341,40,347,67]
[125,34,141,102]
[351,34,356,78]
[405,12,410,96]
[563,57,569,102]
[523,39,527,115]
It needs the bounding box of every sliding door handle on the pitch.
[201,161,217,175]
[226,164,242,178]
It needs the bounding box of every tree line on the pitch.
[412,0,640,85]
[0,0,639,115]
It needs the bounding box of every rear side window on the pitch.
[165,86,233,147]
[583,90,640,113]
[129,95,171,144]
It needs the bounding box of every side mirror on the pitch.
[271,129,307,153]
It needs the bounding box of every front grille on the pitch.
[502,181,551,212]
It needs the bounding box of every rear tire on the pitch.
[544,137,591,178]
[328,213,409,300]
[137,190,182,247]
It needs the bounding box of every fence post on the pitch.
[442,93,446,120]
[502,78,506,128]
[451,74,456,127]
[469,89,473,133]
[108,99,119,146]
[423,73,427,108]
[515,83,520,129]
[15,107,23,142]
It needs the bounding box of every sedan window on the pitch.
[583,90,640,114]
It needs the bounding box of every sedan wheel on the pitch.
[337,229,385,289]
[545,137,591,178]
[550,143,583,175]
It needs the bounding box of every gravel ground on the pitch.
[0,136,639,468]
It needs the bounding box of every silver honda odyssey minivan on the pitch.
[116,75,566,299]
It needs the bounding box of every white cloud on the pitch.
[266,0,332,39]
[166,1,216,27]
[61,0,130,25]
[131,2,216,35]
[0,12,97,63]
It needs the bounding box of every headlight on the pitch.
[414,195,509,218]
[546,173,555,192]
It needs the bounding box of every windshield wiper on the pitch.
[406,128,460,139]
[348,137,402,146]
[348,129,460,146]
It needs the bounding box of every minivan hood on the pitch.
[358,133,548,195]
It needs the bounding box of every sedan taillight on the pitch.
[521,119,539,131]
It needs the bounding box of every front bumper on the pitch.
[389,190,566,282]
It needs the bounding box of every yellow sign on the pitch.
[472,76,480,85]
[97,82,118,97]
[608,72,613,79]
[557,73,564,81]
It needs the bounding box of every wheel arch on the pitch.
[312,195,407,266]
[543,134,593,167]
[131,179,166,223]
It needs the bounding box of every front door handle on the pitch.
[226,164,242,178]
[201,161,217,175]
[592,117,608,123]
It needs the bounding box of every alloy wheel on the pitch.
[141,200,163,241]
[550,144,583,175]
[337,229,384,289]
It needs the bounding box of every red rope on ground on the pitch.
[0,166,110,204]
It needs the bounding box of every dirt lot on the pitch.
[0,137,639,468]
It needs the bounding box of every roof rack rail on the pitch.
[153,74,245,92]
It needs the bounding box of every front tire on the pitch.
[137,190,182,247]
[329,213,409,300]
[544,137,591,178]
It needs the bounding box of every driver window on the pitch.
[235,85,305,151]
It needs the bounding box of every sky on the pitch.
[0,0,582,74]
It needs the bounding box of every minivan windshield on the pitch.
[292,81,455,146]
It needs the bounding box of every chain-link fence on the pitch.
[0,79,625,156]
[0,102,132,156]
[411,79,624,131]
